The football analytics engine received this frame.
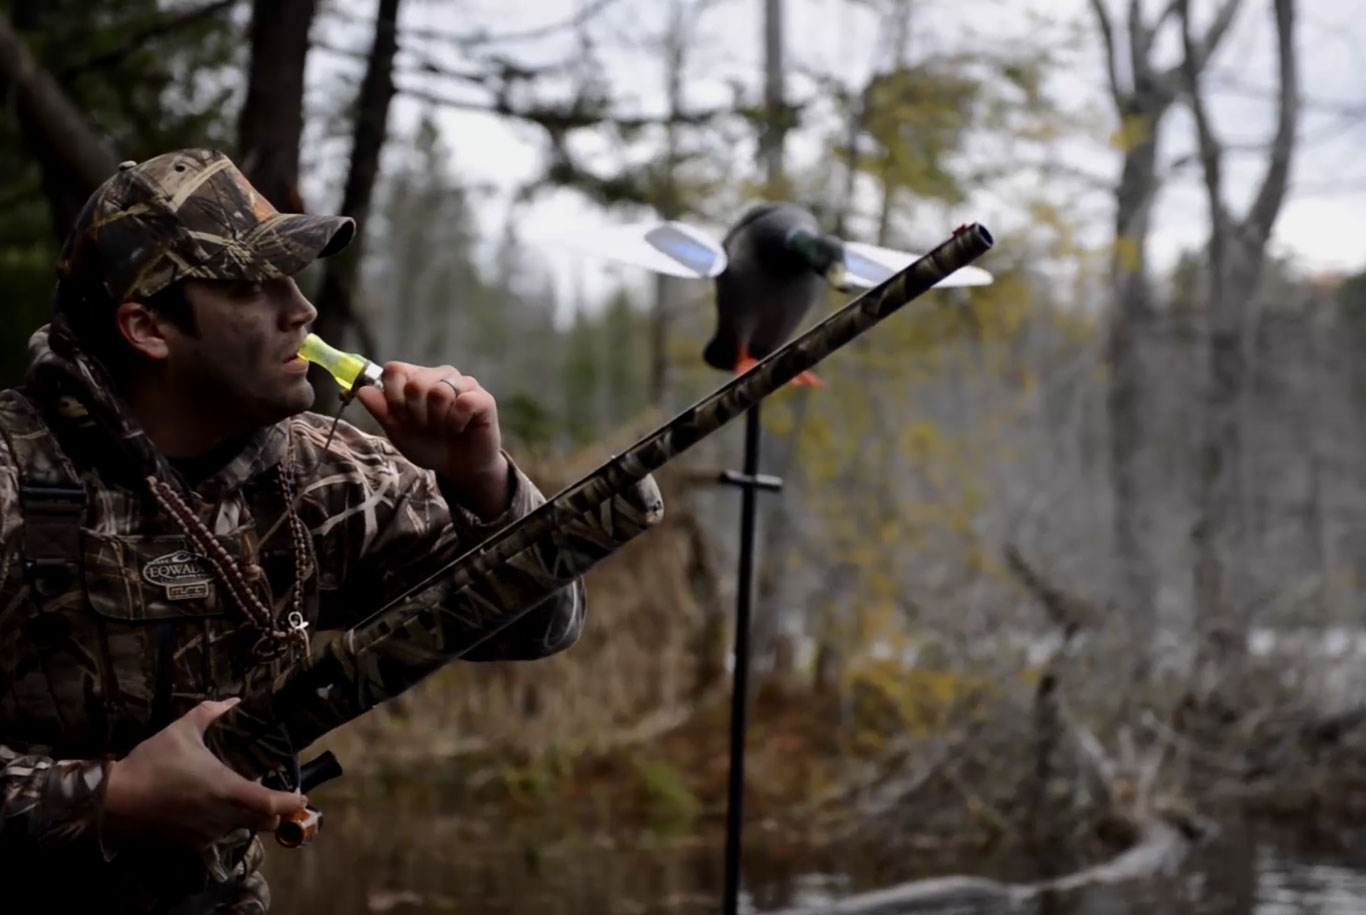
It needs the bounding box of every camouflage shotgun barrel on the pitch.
[205,222,995,782]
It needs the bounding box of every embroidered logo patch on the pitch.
[142,550,213,601]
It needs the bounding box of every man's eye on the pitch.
[231,282,265,298]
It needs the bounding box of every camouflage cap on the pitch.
[55,148,355,306]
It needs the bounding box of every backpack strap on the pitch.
[0,389,88,596]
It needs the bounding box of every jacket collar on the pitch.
[22,320,288,499]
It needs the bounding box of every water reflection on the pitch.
[263,791,1366,914]
[1254,844,1366,915]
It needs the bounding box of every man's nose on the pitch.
[281,280,318,326]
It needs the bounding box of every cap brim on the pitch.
[243,213,356,278]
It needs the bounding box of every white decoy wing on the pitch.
[547,219,728,279]
[840,239,994,289]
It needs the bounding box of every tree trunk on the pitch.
[237,0,317,212]
[1192,261,1250,645]
[758,0,786,196]
[873,0,912,246]
[1088,0,1244,674]
[1304,318,1332,616]
[311,0,401,404]
[1106,121,1163,671]
[1182,0,1297,668]
[832,87,864,239]
[743,0,797,696]
[650,0,689,406]
[0,10,117,241]
[753,387,813,682]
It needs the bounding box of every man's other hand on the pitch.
[102,698,306,848]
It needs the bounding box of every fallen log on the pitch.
[763,815,1197,915]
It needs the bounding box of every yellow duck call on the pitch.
[297,333,382,396]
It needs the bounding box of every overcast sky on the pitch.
[300,0,1366,319]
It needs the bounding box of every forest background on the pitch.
[5,1,1366,912]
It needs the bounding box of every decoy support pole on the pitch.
[718,401,783,915]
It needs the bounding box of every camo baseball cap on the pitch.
[55,148,355,307]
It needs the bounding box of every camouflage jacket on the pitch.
[0,325,586,913]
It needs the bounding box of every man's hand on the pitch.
[356,362,511,520]
[102,699,307,849]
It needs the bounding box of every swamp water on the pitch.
[264,789,1366,914]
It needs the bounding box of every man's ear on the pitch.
[114,301,172,360]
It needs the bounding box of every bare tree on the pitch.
[649,0,717,405]
[0,10,117,240]
[759,0,787,196]
[1180,0,1299,655]
[237,0,318,211]
[873,0,913,246]
[311,0,402,400]
[1089,0,1242,667]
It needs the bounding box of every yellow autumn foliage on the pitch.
[844,659,999,738]
[1110,113,1154,151]
[755,225,1099,689]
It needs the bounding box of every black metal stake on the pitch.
[720,402,783,915]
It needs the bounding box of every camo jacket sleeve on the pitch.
[0,748,113,851]
[303,418,586,661]
[0,434,115,853]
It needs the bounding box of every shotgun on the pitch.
[206,223,995,841]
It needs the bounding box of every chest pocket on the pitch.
[92,518,277,715]
[83,529,230,621]
[82,519,274,740]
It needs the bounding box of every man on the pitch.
[0,149,587,912]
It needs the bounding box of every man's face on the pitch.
[160,277,319,429]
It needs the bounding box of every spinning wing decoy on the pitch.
[838,238,993,289]
[542,205,993,390]
[704,201,846,387]
[549,219,728,278]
